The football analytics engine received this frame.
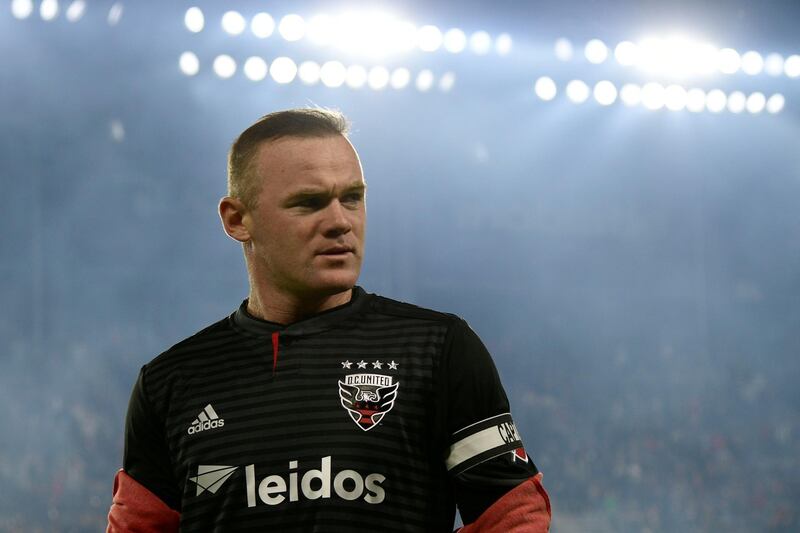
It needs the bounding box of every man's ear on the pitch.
[218,196,252,243]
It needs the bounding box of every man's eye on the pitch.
[342,193,363,204]
[296,197,325,208]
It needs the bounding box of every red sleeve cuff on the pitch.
[459,473,551,532]
[107,469,180,533]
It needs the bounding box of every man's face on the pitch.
[242,134,366,299]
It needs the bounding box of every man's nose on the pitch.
[323,200,352,236]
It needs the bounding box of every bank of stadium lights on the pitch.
[10,0,101,23]
[181,7,510,58]
[534,77,785,114]
[555,36,800,79]
[184,53,452,92]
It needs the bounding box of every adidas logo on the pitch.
[188,404,225,435]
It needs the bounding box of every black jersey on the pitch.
[123,287,537,532]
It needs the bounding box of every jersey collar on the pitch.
[230,286,369,337]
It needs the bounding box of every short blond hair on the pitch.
[227,108,350,210]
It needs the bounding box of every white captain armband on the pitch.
[445,413,523,476]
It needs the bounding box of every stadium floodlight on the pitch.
[593,80,617,106]
[368,66,390,90]
[641,82,666,110]
[585,39,608,64]
[554,38,573,61]
[298,61,321,85]
[213,55,237,79]
[717,48,741,74]
[269,56,297,84]
[107,2,123,26]
[614,41,638,66]
[495,33,513,55]
[664,84,688,111]
[784,55,800,78]
[534,76,557,101]
[565,80,590,104]
[243,56,268,81]
[686,88,706,112]
[279,14,306,42]
[307,14,334,45]
[746,92,766,113]
[416,69,434,92]
[251,13,275,38]
[344,65,367,88]
[766,93,785,114]
[443,28,467,53]
[469,31,492,55]
[65,0,85,22]
[619,84,642,107]
[764,53,784,76]
[325,11,416,57]
[637,36,700,77]
[320,61,347,88]
[439,71,456,92]
[221,11,246,36]
[179,51,200,76]
[741,51,764,75]
[40,0,58,21]
[390,67,411,89]
[417,25,443,52]
[11,0,34,19]
[184,7,204,33]
[727,91,746,113]
[691,42,719,75]
[705,89,727,113]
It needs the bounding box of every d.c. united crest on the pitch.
[338,372,399,431]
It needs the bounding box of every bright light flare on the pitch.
[184,7,204,33]
[706,89,727,113]
[470,31,492,54]
[368,66,390,90]
[717,48,741,74]
[270,57,297,84]
[727,91,746,113]
[251,13,275,38]
[417,25,443,52]
[741,51,764,75]
[766,94,785,114]
[213,55,236,79]
[534,77,557,101]
[11,0,34,19]
[686,88,706,112]
[439,71,456,92]
[593,80,617,106]
[344,65,367,89]
[221,11,246,36]
[320,61,347,88]
[495,33,512,55]
[179,51,199,76]
[443,28,467,53]
[637,36,709,77]
[585,39,608,64]
[764,53,784,76]
[328,12,417,57]
[554,38,573,61]
[416,70,434,92]
[784,55,800,78]
[306,14,334,45]
[746,92,766,113]
[279,14,306,41]
[566,80,590,104]
[243,57,268,81]
[390,68,411,89]
[620,84,642,107]
[664,84,688,111]
[40,0,58,21]
[65,0,85,22]
[641,82,666,110]
[614,41,639,66]
[298,61,321,85]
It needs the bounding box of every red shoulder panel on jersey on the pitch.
[107,469,180,533]
[458,473,551,532]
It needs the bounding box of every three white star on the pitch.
[357,360,368,369]
[388,361,398,370]
[371,360,383,369]
[341,360,352,369]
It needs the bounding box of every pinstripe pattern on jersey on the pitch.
[140,288,460,532]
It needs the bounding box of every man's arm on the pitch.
[107,367,181,532]
[440,318,551,531]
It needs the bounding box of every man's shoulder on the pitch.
[365,290,463,326]
[145,313,235,370]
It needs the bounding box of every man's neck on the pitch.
[245,287,353,325]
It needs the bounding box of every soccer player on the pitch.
[107,108,551,532]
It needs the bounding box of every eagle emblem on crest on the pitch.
[338,373,399,431]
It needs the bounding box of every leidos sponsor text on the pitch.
[245,456,385,507]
